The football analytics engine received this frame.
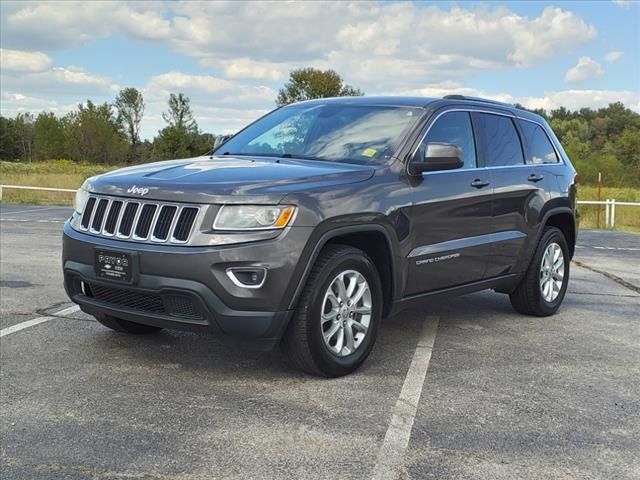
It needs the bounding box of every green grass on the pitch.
[1,160,116,205]
[1,160,639,232]
[577,186,640,233]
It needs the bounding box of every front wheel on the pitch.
[282,244,382,377]
[509,227,570,316]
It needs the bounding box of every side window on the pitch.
[420,111,476,169]
[518,120,559,164]
[475,113,524,167]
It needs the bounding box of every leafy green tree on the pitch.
[14,113,35,162]
[162,93,197,132]
[33,112,65,160]
[0,116,22,160]
[153,92,213,160]
[64,100,128,164]
[114,88,145,146]
[276,68,364,106]
[613,126,640,173]
[153,126,192,160]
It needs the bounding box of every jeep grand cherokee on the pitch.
[63,95,578,377]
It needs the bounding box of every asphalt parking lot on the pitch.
[1,204,639,480]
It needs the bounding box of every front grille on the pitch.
[78,195,200,244]
[79,280,203,320]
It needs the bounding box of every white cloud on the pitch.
[564,57,604,84]
[0,48,52,72]
[139,71,276,138]
[605,51,624,63]
[613,0,631,8]
[405,84,640,113]
[1,65,119,96]
[1,2,597,89]
[145,71,275,106]
[201,58,290,82]
[0,1,172,50]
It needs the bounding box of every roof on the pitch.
[290,95,547,123]
[292,96,439,108]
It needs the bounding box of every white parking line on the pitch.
[592,246,640,251]
[0,218,64,224]
[0,305,80,338]
[371,315,440,480]
[0,206,60,215]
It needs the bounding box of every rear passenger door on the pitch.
[406,110,493,295]
[472,112,551,277]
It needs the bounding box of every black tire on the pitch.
[509,226,570,316]
[94,314,163,334]
[282,244,383,377]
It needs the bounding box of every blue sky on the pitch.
[1,0,638,139]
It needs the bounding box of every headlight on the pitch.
[73,187,90,214]
[213,205,296,230]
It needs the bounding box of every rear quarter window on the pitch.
[518,119,560,164]
[473,113,524,167]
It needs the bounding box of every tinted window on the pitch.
[475,113,524,167]
[420,111,476,169]
[518,120,559,164]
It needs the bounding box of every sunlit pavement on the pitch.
[2,205,638,479]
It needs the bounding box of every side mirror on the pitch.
[213,134,233,151]
[409,142,464,175]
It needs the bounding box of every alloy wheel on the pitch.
[321,269,372,357]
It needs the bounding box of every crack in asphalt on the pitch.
[573,260,640,294]
[568,291,639,298]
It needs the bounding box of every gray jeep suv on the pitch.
[63,95,578,376]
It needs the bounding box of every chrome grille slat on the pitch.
[172,207,199,243]
[102,200,123,236]
[167,206,183,242]
[78,194,200,245]
[111,201,128,237]
[133,204,158,240]
[118,202,141,238]
[80,197,96,230]
[90,198,109,233]
[152,205,178,242]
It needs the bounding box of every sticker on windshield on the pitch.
[362,148,377,158]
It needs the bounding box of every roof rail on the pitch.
[443,95,513,108]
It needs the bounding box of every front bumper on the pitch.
[62,222,313,349]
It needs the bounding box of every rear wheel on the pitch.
[95,314,163,334]
[282,244,382,377]
[509,227,570,316]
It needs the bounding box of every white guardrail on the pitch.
[0,184,638,228]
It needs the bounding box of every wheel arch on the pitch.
[287,225,399,318]
[542,207,577,259]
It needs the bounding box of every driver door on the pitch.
[406,110,493,295]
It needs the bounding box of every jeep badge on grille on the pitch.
[127,186,149,196]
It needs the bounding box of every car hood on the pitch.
[87,155,376,204]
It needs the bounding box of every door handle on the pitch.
[470,179,490,188]
[528,173,544,183]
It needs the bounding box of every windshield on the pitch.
[215,103,422,164]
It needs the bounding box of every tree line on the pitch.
[0,67,638,186]
[0,89,213,165]
[519,102,640,187]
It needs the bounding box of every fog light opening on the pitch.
[226,268,267,289]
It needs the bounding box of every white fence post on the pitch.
[604,199,610,228]
[611,198,616,229]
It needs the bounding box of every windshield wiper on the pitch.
[220,151,328,162]
[219,152,256,156]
